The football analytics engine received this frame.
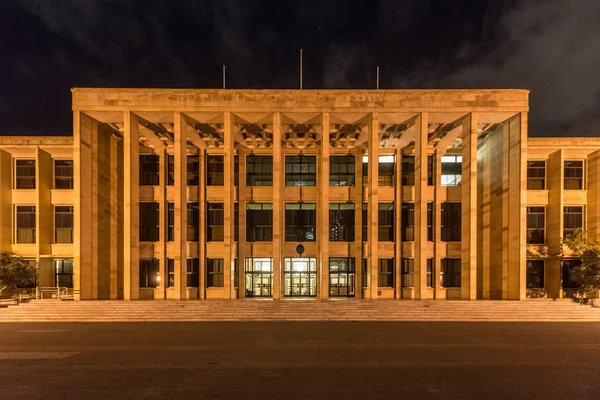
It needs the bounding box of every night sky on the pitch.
[1,0,599,137]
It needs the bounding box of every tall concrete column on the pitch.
[173,112,188,300]
[272,112,283,299]
[394,147,402,299]
[461,113,478,300]
[354,149,363,298]
[223,111,235,299]
[109,134,123,299]
[157,148,167,300]
[433,149,443,298]
[0,150,11,252]
[478,132,492,299]
[36,148,53,257]
[123,111,140,301]
[587,150,600,242]
[415,113,429,299]
[198,148,207,299]
[547,149,564,299]
[320,112,330,299]
[367,113,380,299]
[238,147,248,299]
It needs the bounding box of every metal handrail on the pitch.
[36,287,71,300]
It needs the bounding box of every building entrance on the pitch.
[283,257,317,297]
[245,258,273,297]
[329,258,355,297]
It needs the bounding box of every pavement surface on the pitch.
[0,322,599,399]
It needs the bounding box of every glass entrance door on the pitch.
[245,258,273,297]
[284,258,317,297]
[329,258,356,297]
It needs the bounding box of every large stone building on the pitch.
[0,89,598,301]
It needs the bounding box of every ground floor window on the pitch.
[245,258,273,297]
[187,258,200,287]
[283,258,317,297]
[441,258,461,288]
[207,258,224,287]
[139,258,159,288]
[562,259,581,289]
[329,258,355,297]
[526,260,545,289]
[427,258,434,288]
[54,259,73,288]
[401,258,414,287]
[167,258,174,287]
[378,258,394,288]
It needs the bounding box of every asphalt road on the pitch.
[0,322,599,400]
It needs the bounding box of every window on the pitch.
[441,155,462,186]
[207,258,224,287]
[234,258,239,289]
[362,258,368,288]
[139,202,159,242]
[378,258,394,287]
[234,203,239,242]
[526,260,545,289]
[362,157,368,187]
[207,203,224,242]
[207,155,224,186]
[139,258,159,288]
[55,259,74,288]
[427,155,435,186]
[329,258,356,297]
[234,155,239,186]
[564,206,583,239]
[527,160,545,190]
[54,160,73,189]
[187,155,200,186]
[378,203,394,242]
[427,258,434,288]
[16,205,35,244]
[329,203,355,242]
[362,203,368,242]
[167,155,174,186]
[187,258,200,287]
[167,258,174,287]
[54,206,73,244]
[562,259,581,289]
[285,155,316,186]
[15,160,35,189]
[427,202,434,242]
[401,155,415,186]
[401,203,414,242]
[441,202,461,242]
[246,203,273,242]
[526,206,545,244]
[330,156,355,186]
[246,155,273,186]
[285,203,316,242]
[379,155,395,186]
[441,258,461,288]
[401,258,414,287]
[564,160,583,190]
[139,155,159,186]
[187,202,199,241]
[167,202,174,242]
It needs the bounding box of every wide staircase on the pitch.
[2,299,600,322]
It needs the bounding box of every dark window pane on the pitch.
[285,203,316,242]
[526,260,545,289]
[15,160,36,189]
[139,155,159,186]
[207,155,224,186]
[246,156,273,186]
[329,203,355,242]
[441,203,461,242]
[54,160,73,189]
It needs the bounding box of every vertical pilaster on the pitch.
[547,149,564,299]
[320,112,330,299]
[109,134,120,299]
[157,148,167,300]
[198,149,206,299]
[367,113,379,299]
[0,150,11,252]
[587,150,600,242]
[479,134,492,299]
[461,113,477,300]
[173,112,188,300]
[123,111,140,300]
[238,148,248,299]
[272,112,283,299]
[36,148,53,257]
[223,111,235,299]
[394,147,402,299]
[434,149,443,297]
[354,149,363,298]
[415,113,429,299]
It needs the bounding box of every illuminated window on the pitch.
[329,203,355,242]
[361,155,395,186]
[16,206,35,244]
[441,155,462,186]
[54,206,73,244]
[285,156,316,186]
[330,156,355,186]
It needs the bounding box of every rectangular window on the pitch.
[526,260,545,289]
[401,203,414,242]
[139,202,159,242]
[527,160,545,190]
[427,202,434,242]
[441,155,462,186]
[167,202,174,242]
[55,259,73,288]
[441,258,461,288]
[564,160,583,190]
[16,205,36,244]
[285,155,316,186]
[378,203,394,242]
[378,155,395,186]
[139,154,159,186]
[139,258,159,288]
[54,160,73,189]
[378,258,394,288]
[167,154,174,186]
[187,155,200,186]
[187,202,199,242]
[401,155,415,186]
[564,206,583,239]
[207,155,224,186]
[54,206,73,244]
[362,258,368,288]
[427,155,435,186]
[234,155,239,186]
[206,258,224,287]
[285,203,317,242]
[246,203,273,242]
[15,160,35,189]
[427,258,434,287]
[362,203,368,242]
[441,202,461,242]
[234,203,239,242]
[526,206,545,244]
[329,203,355,242]
[167,258,174,288]
[246,155,273,186]
[330,155,355,186]
[362,158,368,187]
[207,203,224,242]
[401,258,414,287]
[187,258,200,287]
[562,259,581,289]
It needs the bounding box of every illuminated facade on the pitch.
[1,89,599,300]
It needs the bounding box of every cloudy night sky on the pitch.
[1,0,599,137]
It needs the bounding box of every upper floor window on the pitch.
[378,258,394,288]
[234,203,239,242]
[427,202,434,242]
[139,202,159,242]
[441,155,462,186]
[246,155,273,186]
[329,203,355,242]
[526,206,545,244]
[234,155,239,186]
[441,258,461,288]
[564,160,584,190]
[330,156,355,186]
[15,160,35,189]
[379,155,395,186]
[401,258,414,288]
[167,154,174,186]
[15,205,35,244]
[206,258,224,287]
[54,160,73,189]
[378,203,395,242]
[285,203,316,242]
[167,202,174,242]
[527,160,545,190]
[427,155,435,186]
[139,155,159,186]
[427,258,434,287]
[246,203,273,242]
[362,203,368,242]
[187,202,199,242]
[207,203,224,242]
[401,155,415,186]
[564,206,583,239]
[441,202,461,242]
[401,203,414,242]
[285,155,316,186]
[207,155,224,186]
[55,206,73,244]
[187,155,200,186]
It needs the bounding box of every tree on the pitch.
[564,229,600,300]
[0,252,36,295]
